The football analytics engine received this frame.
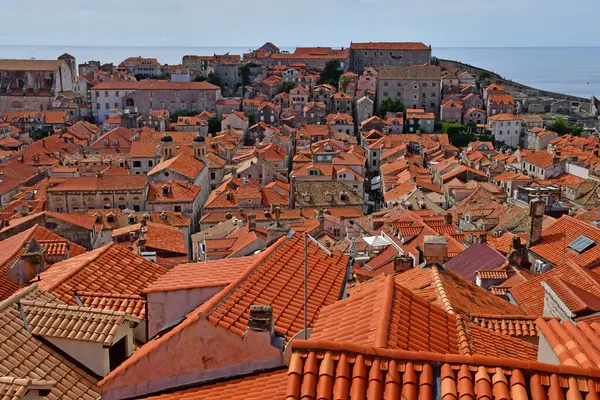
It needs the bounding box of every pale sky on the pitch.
[1,0,598,47]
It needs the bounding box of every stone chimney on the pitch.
[526,198,545,248]
[247,213,256,232]
[266,223,289,247]
[423,235,448,265]
[444,213,452,225]
[7,239,46,286]
[393,255,413,272]
[248,305,273,334]
[506,235,526,267]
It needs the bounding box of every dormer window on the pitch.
[162,185,170,196]
[340,193,348,201]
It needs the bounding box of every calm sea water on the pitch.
[1,45,599,98]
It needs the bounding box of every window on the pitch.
[148,160,153,167]
[383,92,388,97]
[105,103,110,109]
[174,206,182,212]
[133,161,142,168]
[105,91,109,97]
[210,171,216,180]
[114,103,119,108]
[384,82,389,87]
[96,103,100,110]
[115,91,120,97]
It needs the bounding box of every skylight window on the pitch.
[568,235,596,254]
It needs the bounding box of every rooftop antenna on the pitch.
[303,232,332,340]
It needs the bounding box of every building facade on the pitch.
[91,81,221,122]
[376,65,441,118]
[349,42,431,73]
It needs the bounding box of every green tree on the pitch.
[282,82,295,93]
[478,71,491,82]
[339,75,350,93]
[196,73,225,89]
[378,98,405,117]
[240,64,252,98]
[319,60,342,86]
[208,117,220,134]
[548,116,584,136]
[31,126,53,141]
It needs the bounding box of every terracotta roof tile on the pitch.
[0,285,100,399]
[510,261,600,316]
[536,318,600,368]
[469,314,550,337]
[147,180,200,203]
[75,292,146,319]
[0,377,55,400]
[530,215,600,269]
[311,275,461,353]
[139,369,287,399]
[0,224,85,301]
[144,255,258,293]
[148,153,205,180]
[206,234,348,339]
[37,242,167,317]
[20,299,134,346]
[284,340,600,400]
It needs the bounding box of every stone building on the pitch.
[0,56,76,113]
[348,42,431,73]
[91,81,221,122]
[488,113,522,148]
[376,65,441,118]
[355,96,374,126]
[47,175,147,212]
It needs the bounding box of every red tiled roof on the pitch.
[140,369,287,399]
[350,41,430,50]
[394,266,524,319]
[311,275,460,353]
[284,340,600,400]
[148,153,205,180]
[144,255,258,293]
[76,291,146,319]
[510,261,600,316]
[37,242,167,314]
[488,93,514,104]
[0,224,86,300]
[529,215,600,269]
[206,234,348,338]
[147,181,200,203]
[536,318,600,368]
[469,314,547,337]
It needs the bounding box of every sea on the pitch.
[1,45,599,98]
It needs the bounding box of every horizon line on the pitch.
[1,44,600,49]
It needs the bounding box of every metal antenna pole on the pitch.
[304,233,308,340]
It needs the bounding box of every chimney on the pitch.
[7,239,46,286]
[247,213,256,231]
[423,235,448,265]
[289,176,296,209]
[266,223,289,246]
[393,255,413,272]
[248,305,273,334]
[526,198,545,248]
[444,213,452,225]
[506,235,525,266]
